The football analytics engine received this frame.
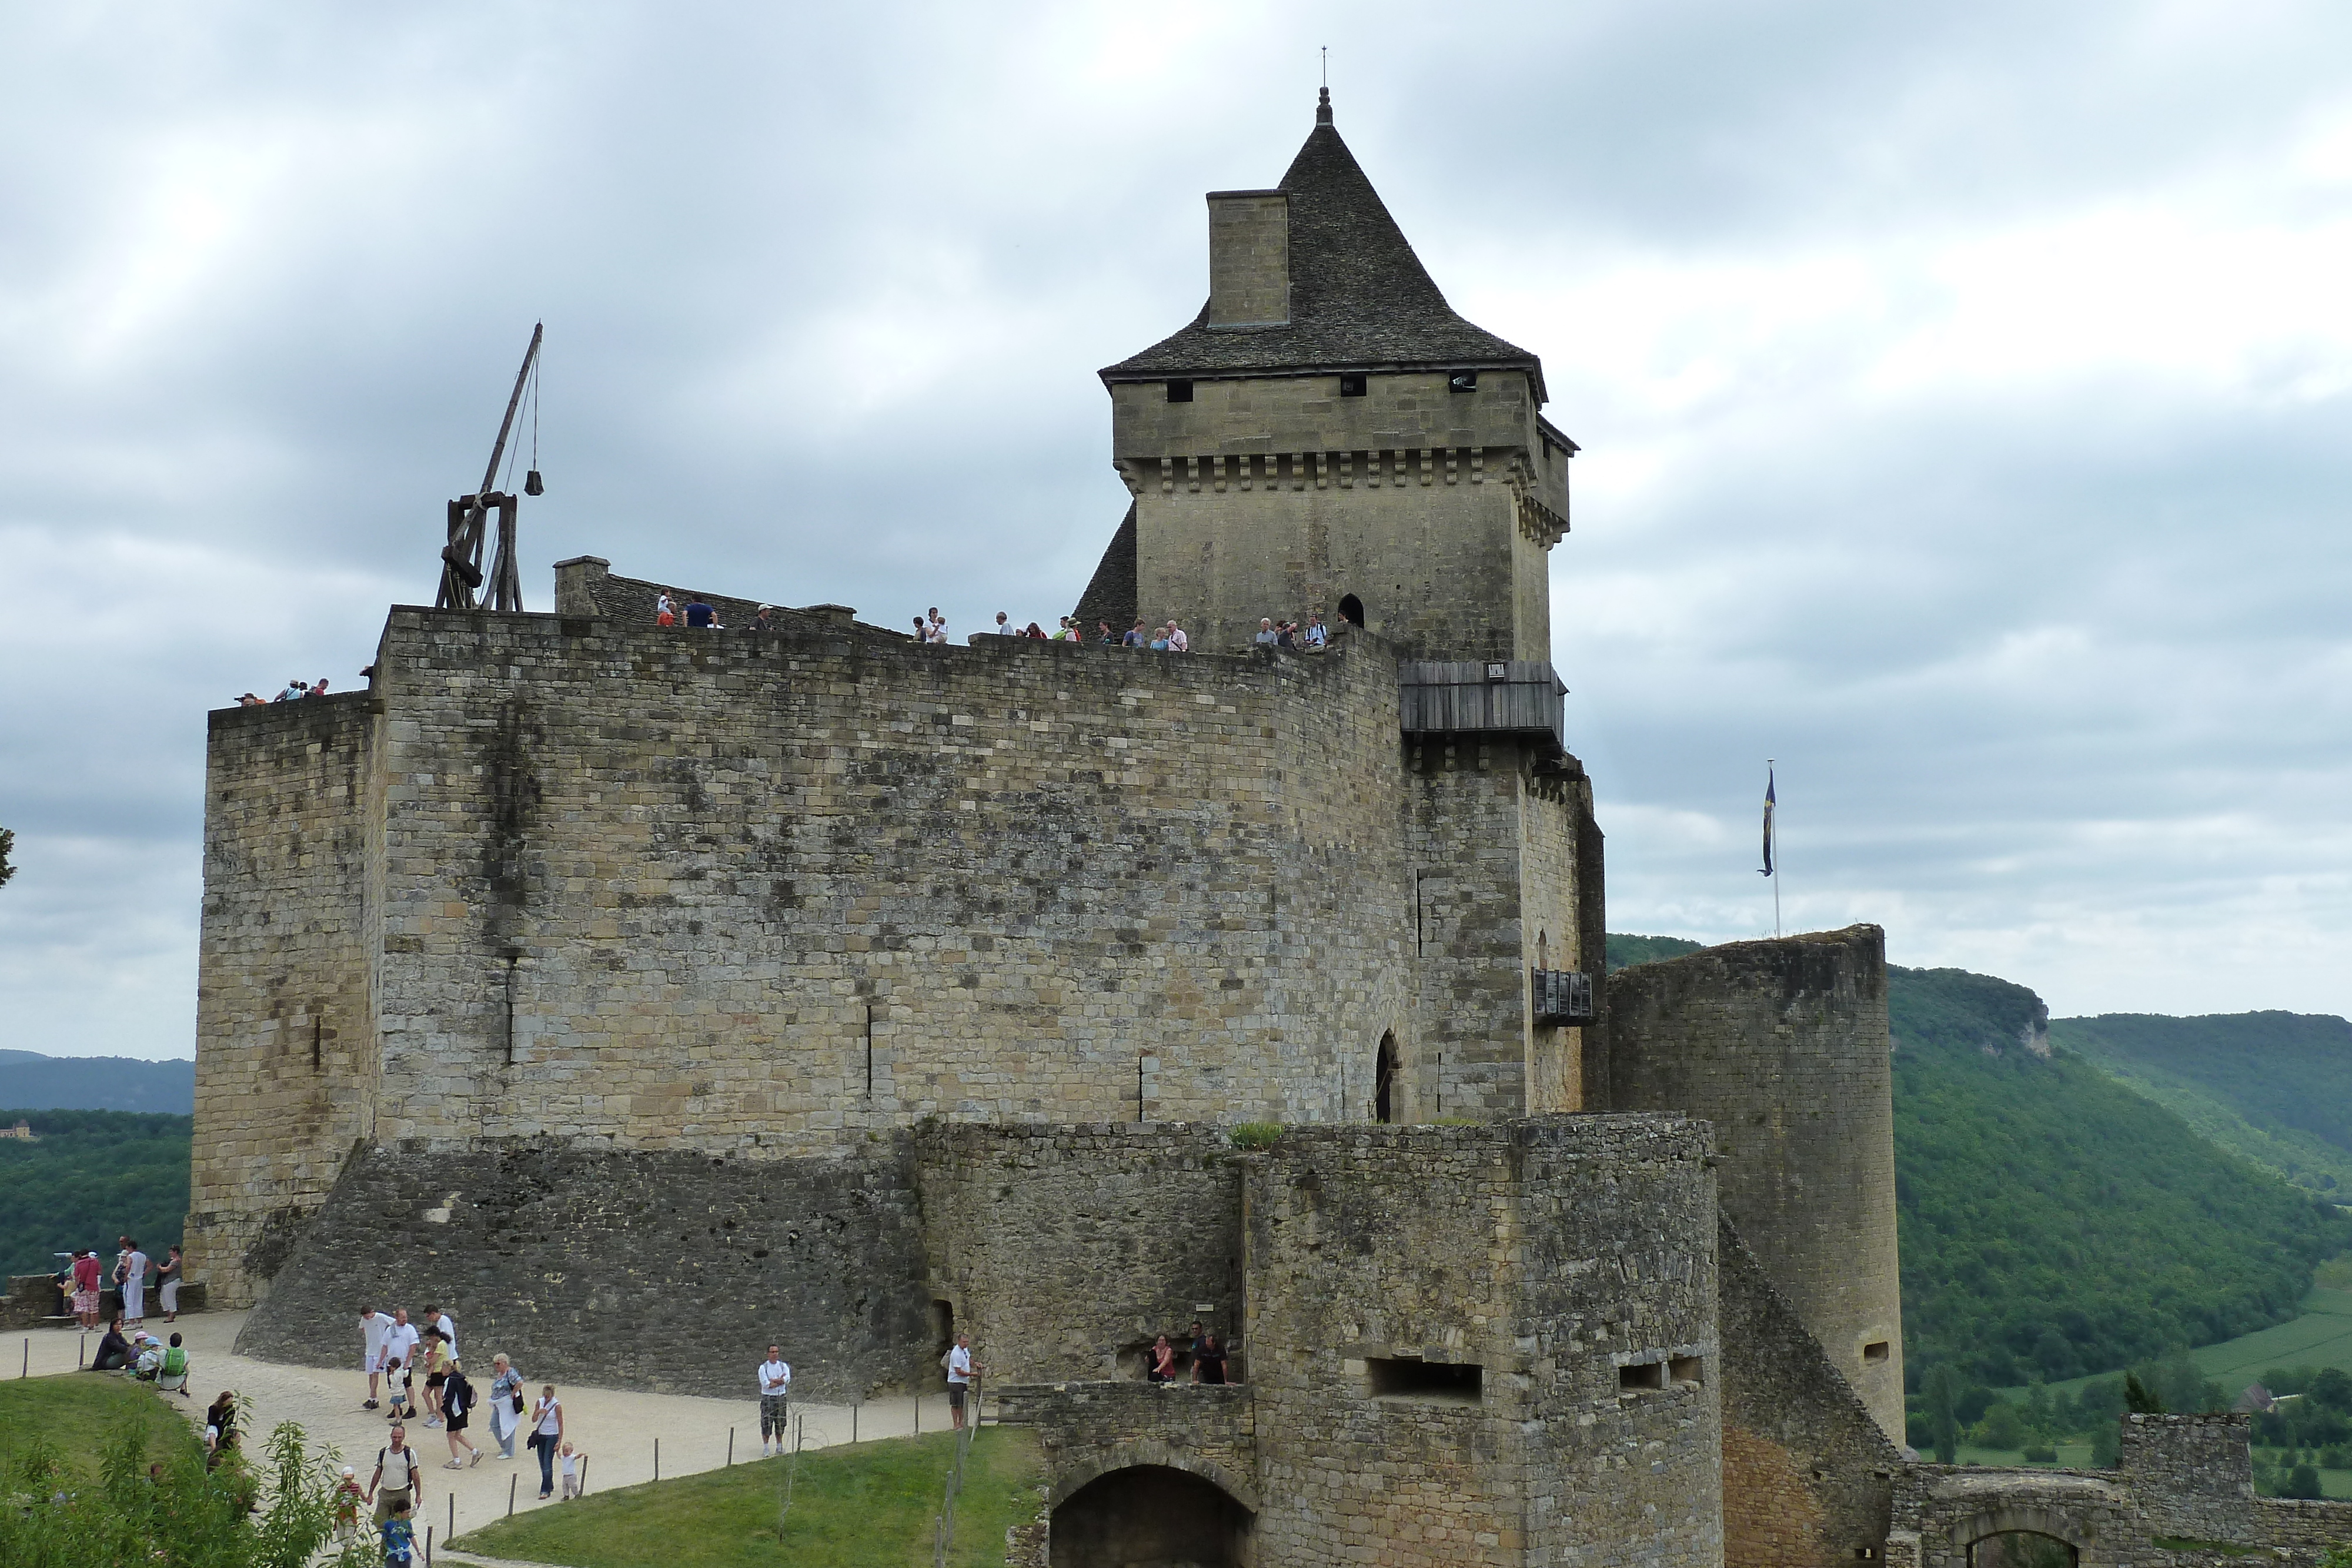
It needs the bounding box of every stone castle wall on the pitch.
[1240,1116,1723,1568]
[188,694,385,1304]
[1606,925,1906,1439]
[360,610,1420,1156]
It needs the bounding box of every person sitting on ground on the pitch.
[205,1390,237,1450]
[157,1332,191,1396]
[92,1315,133,1371]
[132,1332,163,1380]
[1147,1334,1177,1384]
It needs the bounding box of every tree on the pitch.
[1924,1363,1962,1463]
[0,826,14,890]
[2311,1366,2352,1413]
[2124,1372,2165,1414]
[2283,1462,2324,1500]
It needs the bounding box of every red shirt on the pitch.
[73,1257,100,1290]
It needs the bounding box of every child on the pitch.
[333,1466,363,1546]
[380,1496,416,1566]
[559,1440,585,1500]
[385,1356,414,1422]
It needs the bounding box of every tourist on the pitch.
[1255,618,1278,647]
[274,680,307,702]
[1167,622,1189,653]
[928,607,947,643]
[310,677,330,697]
[1147,1334,1177,1385]
[158,1332,190,1396]
[332,1466,363,1547]
[912,616,928,640]
[656,593,675,627]
[753,604,777,633]
[156,1245,182,1321]
[361,1306,392,1409]
[488,1353,524,1459]
[92,1313,132,1370]
[440,1360,482,1469]
[993,611,1012,634]
[1303,613,1327,648]
[118,1239,148,1328]
[385,1309,420,1392]
[205,1390,238,1450]
[426,1303,457,1361]
[758,1344,791,1456]
[419,1327,451,1426]
[238,693,263,707]
[1149,626,1170,651]
[947,1332,981,1430]
[1192,1329,1230,1385]
[1098,620,1117,644]
[559,1440,586,1500]
[1024,621,1047,639]
[1277,621,1298,648]
[528,1385,564,1499]
[367,1424,423,1528]
[71,1249,102,1329]
[1051,616,1075,641]
[381,1496,417,1567]
[384,1356,415,1422]
[133,1332,163,1379]
[1125,620,1146,647]
[686,598,717,629]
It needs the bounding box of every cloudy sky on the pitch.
[2,2,2347,1059]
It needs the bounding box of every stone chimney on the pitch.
[552,556,609,617]
[1204,190,1289,329]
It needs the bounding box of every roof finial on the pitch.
[1318,48,1332,123]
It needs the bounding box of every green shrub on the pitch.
[1228,1123,1284,1151]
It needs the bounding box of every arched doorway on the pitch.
[1374,1032,1398,1124]
[1969,1533,2077,1568]
[1051,1465,1251,1567]
[1338,592,1365,630]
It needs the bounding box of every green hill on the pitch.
[1603,935,2352,1388]
[0,1052,194,1114]
[2050,1012,2352,1199]
[0,1110,191,1279]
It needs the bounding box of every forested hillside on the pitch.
[0,1111,190,1278]
[1604,935,2351,1388]
[0,1051,193,1114]
[2051,1012,2352,1199]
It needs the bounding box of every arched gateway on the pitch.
[1050,1463,1252,1567]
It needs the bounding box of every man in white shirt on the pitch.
[361,1308,392,1409]
[426,1305,457,1362]
[1166,623,1189,654]
[368,1424,425,1526]
[384,1309,421,1409]
[757,1346,791,1456]
[947,1333,981,1430]
[992,611,1011,635]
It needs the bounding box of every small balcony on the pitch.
[1398,660,1566,754]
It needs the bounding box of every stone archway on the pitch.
[1969,1532,2077,1568]
[1950,1506,2093,1567]
[1050,1463,1253,1568]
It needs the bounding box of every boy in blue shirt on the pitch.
[381,1496,416,1565]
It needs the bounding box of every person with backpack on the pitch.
[440,1361,482,1467]
[157,1332,191,1396]
[366,1425,424,1527]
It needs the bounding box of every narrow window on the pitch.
[1374,1032,1398,1124]
[1448,370,1478,393]
[1670,1355,1703,1386]
[1619,1360,1666,1392]
[1863,1340,1890,1363]
[1338,373,1367,397]
[1165,379,1194,403]
[1368,1358,1481,1403]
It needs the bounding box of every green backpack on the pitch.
[161,1346,187,1377]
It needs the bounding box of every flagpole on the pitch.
[1768,759,1780,939]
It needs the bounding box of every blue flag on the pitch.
[1759,768,1776,877]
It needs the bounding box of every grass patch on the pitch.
[1228,1122,1282,1150]
[453,1427,1044,1568]
[0,1374,193,1477]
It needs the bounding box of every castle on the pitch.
[186,93,2350,1566]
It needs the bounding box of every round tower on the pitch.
[1602,924,1906,1439]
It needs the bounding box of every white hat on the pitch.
[342,1465,356,1477]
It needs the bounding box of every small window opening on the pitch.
[1618,1360,1666,1393]
[1368,1358,1481,1404]
[1165,379,1194,403]
[1669,1355,1703,1388]
[1338,373,1367,397]
[1448,370,1478,393]
[1374,1032,1397,1124]
[1863,1340,1890,1363]
[1337,593,1365,630]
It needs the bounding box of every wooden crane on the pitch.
[436,323,543,613]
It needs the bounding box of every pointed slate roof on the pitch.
[1101,93,1545,399]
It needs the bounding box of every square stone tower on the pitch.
[1097,90,1575,661]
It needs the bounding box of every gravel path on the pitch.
[9,1310,971,1555]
